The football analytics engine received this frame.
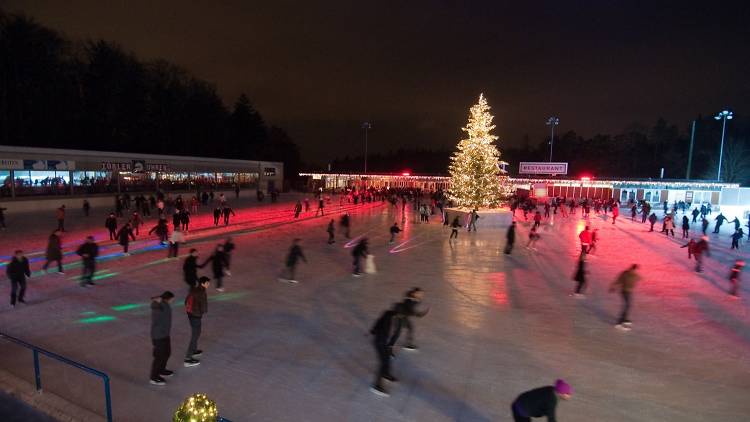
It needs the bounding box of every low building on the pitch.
[0,145,283,199]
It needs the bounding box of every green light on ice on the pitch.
[111,303,146,312]
[77,315,117,324]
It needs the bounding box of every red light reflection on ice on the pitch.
[488,272,508,307]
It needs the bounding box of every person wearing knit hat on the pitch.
[149,291,174,386]
[511,379,572,421]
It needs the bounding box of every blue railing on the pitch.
[0,332,113,422]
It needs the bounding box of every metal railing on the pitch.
[0,332,113,422]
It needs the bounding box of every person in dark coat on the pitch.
[280,239,306,283]
[182,249,203,288]
[511,379,573,422]
[729,259,745,298]
[694,236,710,272]
[213,206,221,226]
[105,213,118,240]
[326,219,336,244]
[76,236,99,287]
[149,291,174,385]
[117,222,136,255]
[714,213,727,233]
[6,250,31,307]
[691,207,700,223]
[183,277,209,367]
[131,211,143,235]
[82,199,90,217]
[572,252,587,297]
[352,238,369,277]
[396,288,429,350]
[648,212,658,232]
[180,210,190,232]
[369,305,405,396]
[171,211,181,232]
[340,213,351,238]
[56,205,66,232]
[149,218,169,244]
[42,230,64,274]
[701,217,709,235]
[223,237,235,276]
[731,229,743,250]
[504,222,517,254]
[389,222,401,244]
[294,200,302,219]
[222,205,235,225]
[201,244,228,291]
[681,215,690,238]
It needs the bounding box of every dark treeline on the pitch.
[330,117,750,184]
[0,11,301,179]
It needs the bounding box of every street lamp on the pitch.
[714,109,733,181]
[362,122,372,174]
[546,116,559,162]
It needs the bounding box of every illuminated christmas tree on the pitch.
[448,94,504,208]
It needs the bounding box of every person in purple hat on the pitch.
[511,379,572,421]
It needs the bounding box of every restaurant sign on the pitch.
[519,162,568,175]
[101,161,169,172]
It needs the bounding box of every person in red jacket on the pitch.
[184,277,209,367]
[578,226,592,253]
[611,203,619,225]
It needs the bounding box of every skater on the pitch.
[168,226,185,258]
[532,211,542,229]
[691,207,700,223]
[76,236,99,286]
[340,213,351,238]
[234,184,240,199]
[526,225,540,250]
[179,209,190,232]
[42,230,64,274]
[184,277,209,367]
[223,237,235,276]
[0,205,6,230]
[449,216,460,240]
[611,203,619,224]
[56,205,65,232]
[294,200,302,218]
[664,215,675,237]
[316,196,325,216]
[511,380,573,422]
[680,238,696,260]
[149,218,169,244]
[630,204,637,221]
[304,198,310,212]
[681,215,690,238]
[468,209,479,232]
[222,205,235,225]
[610,264,641,330]
[578,226,592,253]
[213,206,221,226]
[327,219,336,244]
[352,238,369,277]
[116,222,136,255]
[389,222,401,244]
[588,229,599,255]
[701,217,709,235]
[397,288,429,350]
[648,212,658,232]
[731,229,743,250]
[714,213,727,233]
[202,244,228,291]
[279,239,306,283]
[105,212,118,240]
[694,236,710,272]
[183,249,203,288]
[369,304,406,396]
[83,199,90,217]
[6,250,30,307]
[172,211,181,232]
[729,259,745,298]
[131,211,143,235]
[149,291,175,386]
[504,221,516,254]
[572,252,587,297]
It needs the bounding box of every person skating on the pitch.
[326,219,336,244]
[511,380,573,422]
[611,203,619,224]
[76,236,99,287]
[681,215,690,238]
[680,238,696,260]
[131,211,143,235]
[172,211,181,232]
[6,250,30,307]
[648,212,658,232]
[730,229,742,250]
[588,229,599,255]
[294,200,302,219]
[179,209,190,232]
[701,217,709,235]
[222,205,235,226]
[56,205,66,232]
[82,199,90,217]
[316,197,325,216]
[149,218,169,244]
[449,216,461,241]
[578,226,592,253]
[213,206,221,226]
[532,211,542,229]
[630,204,637,221]
[184,277,209,367]
[352,238,369,277]
[389,222,401,244]
[397,288,429,350]
[150,291,175,385]
[304,198,310,212]
[202,244,228,291]
[369,304,405,396]
[279,238,306,283]
[468,209,479,232]
[223,237,235,276]
[526,225,540,250]
[105,213,118,240]
[339,213,351,238]
[504,221,517,254]
[168,226,185,258]
[664,215,675,237]
[610,264,641,330]
[183,249,203,288]
[691,207,700,223]
[714,213,727,233]
[694,235,710,272]
[42,230,64,274]
[571,252,587,297]
[116,222,136,255]
[729,259,745,298]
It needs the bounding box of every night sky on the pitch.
[6,1,750,164]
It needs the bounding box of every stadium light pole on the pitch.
[546,116,559,162]
[362,122,372,174]
[714,109,733,181]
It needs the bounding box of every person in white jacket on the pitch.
[168,226,185,258]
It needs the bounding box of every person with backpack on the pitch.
[149,291,174,386]
[184,277,209,367]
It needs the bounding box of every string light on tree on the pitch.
[448,94,504,208]
[173,393,218,422]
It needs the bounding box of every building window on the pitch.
[0,170,10,197]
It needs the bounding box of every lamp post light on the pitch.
[546,116,559,162]
[714,109,733,181]
[362,122,372,174]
